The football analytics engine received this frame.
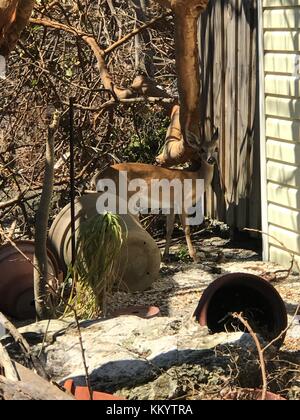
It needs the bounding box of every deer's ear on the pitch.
[211,128,219,145]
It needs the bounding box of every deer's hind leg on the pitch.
[179,213,199,263]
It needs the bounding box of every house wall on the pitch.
[262,0,300,267]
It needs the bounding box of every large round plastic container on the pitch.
[49,193,161,292]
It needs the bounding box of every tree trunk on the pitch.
[154,0,209,154]
[0,0,35,56]
[34,111,60,320]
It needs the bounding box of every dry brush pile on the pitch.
[0,0,176,237]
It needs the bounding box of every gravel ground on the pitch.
[107,236,300,352]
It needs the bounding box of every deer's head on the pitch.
[199,127,219,165]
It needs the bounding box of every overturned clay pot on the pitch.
[0,240,59,320]
[110,305,161,319]
[63,379,125,400]
[194,272,288,348]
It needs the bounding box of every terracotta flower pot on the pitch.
[63,379,125,400]
[48,193,161,292]
[110,305,161,319]
[0,240,59,320]
[194,273,288,347]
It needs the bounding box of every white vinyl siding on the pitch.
[262,1,300,267]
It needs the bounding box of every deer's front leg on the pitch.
[163,209,175,261]
[180,213,199,262]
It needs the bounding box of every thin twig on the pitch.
[244,228,295,273]
[231,312,267,401]
[262,303,300,353]
[62,96,175,111]
[104,12,171,55]
[260,256,294,283]
[74,310,93,400]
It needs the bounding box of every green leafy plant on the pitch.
[176,246,191,263]
[71,213,125,319]
[122,111,169,163]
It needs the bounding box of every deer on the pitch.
[92,129,218,262]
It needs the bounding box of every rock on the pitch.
[13,316,259,394]
[17,319,71,344]
[288,316,300,339]
[119,363,227,400]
